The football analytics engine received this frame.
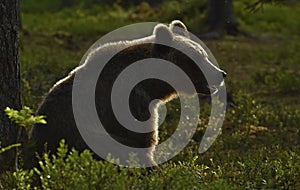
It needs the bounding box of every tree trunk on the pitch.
[60,0,75,8]
[0,0,21,170]
[205,0,239,37]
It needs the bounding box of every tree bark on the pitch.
[60,0,75,8]
[205,0,239,37]
[0,0,21,170]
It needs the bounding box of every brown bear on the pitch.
[28,20,226,167]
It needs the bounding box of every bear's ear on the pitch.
[152,24,173,56]
[169,20,189,38]
[153,23,173,44]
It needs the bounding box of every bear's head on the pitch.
[151,20,226,97]
[80,20,226,105]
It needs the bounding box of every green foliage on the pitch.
[246,0,289,12]
[226,91,300,129]
[0,169,34,190]
[253,69,300,93]
[236,2,300,36]
[21,5,133,35]
[0,144,21,155]
[1,140,300,189]
[2,107,47,171]
[21,0,62,13]
[4,107,46,132]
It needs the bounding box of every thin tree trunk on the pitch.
[204,0,239,37]
[60,0,75,8]
[0,0,21,171]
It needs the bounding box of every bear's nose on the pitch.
[222,71,227,78]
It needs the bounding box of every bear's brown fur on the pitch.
[28,20,226,167]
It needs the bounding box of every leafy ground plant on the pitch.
[3,107,46,171]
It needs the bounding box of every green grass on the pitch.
[1,0,300,189]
